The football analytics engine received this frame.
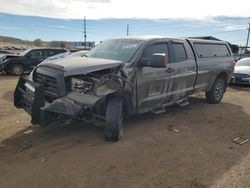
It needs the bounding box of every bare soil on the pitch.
[0,75,250,188]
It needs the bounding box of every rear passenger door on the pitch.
[171,40,197,99]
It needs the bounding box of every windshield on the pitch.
[86,39,144,63]
[237,58,250,66]
[18,49,32,56]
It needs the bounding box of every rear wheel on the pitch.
[205,77,226,104]
[104,97,123,142]
[10,64,24,76]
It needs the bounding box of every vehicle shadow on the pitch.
[1,96,250,188]
[229,84,250,91]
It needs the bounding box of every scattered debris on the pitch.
[40,157,48,164]
[232,137,249,145]
[17,144,32,153]
[169,128,179,133]
[24,130,34,134]
[216,116,224,119]
[168,125,179,133]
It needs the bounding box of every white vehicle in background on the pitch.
[28,50,89,81]
[232,58,250,85]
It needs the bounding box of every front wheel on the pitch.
[10,64,24,76]
[104,97,123,142]
[205,77,226,104]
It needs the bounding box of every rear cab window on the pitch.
[194,43,231,58]
[173,43,187,62]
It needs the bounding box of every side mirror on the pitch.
[141,53,168,68]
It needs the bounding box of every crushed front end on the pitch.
[14,64,126,127]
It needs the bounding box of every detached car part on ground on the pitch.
[0,48,68,75]
[14,37,234,142]
[231,58,250,85]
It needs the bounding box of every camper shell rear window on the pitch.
[194,43,230,58]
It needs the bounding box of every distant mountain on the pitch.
[0,35,91,50]
[0,35,31,45]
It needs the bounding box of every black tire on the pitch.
[104,97,123,142]
[205,77,226,104]
[10,64,24,76]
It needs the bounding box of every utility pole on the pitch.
[84,16,87,49]
[245,18,250,53]
[127,24,129,36]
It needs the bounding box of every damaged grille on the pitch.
[33,67,66,101]
[34,73,58,97]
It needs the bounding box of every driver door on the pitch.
[136,42,175,113]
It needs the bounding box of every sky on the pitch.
[0,0,249,45]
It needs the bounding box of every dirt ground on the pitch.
[0,75,250,188]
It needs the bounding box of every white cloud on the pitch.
[0,0,249,19]
[224,25,247,31]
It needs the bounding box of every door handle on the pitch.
[165,68,175,73]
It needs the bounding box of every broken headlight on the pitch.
[71,77,94,93]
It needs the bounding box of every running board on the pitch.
[175,98,189,107]
[151,108,166,115]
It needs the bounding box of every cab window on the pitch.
[173,43,187,62]
[141,43,169,61]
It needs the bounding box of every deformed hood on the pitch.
[41,56,123,76]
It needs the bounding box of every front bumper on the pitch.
[231,75,250,85]
[14,76,104,126]
[14,76,46,124]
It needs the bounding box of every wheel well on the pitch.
[106,92,133,115]
[8,63,24,70]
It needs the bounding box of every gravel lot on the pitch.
[0,75,250,188]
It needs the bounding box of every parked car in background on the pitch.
[0,50,14,58]
[28,50,88,81]
[0,50,14,55]
[40,50,88,64]
[231,58,250,85]
[0,48,67,75]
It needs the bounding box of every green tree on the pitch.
[49,41,61,47]
[33,39,43,47]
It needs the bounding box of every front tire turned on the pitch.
[205,77,226,104]
[104,97,123,142]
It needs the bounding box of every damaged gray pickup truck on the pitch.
[14,36,234,141]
